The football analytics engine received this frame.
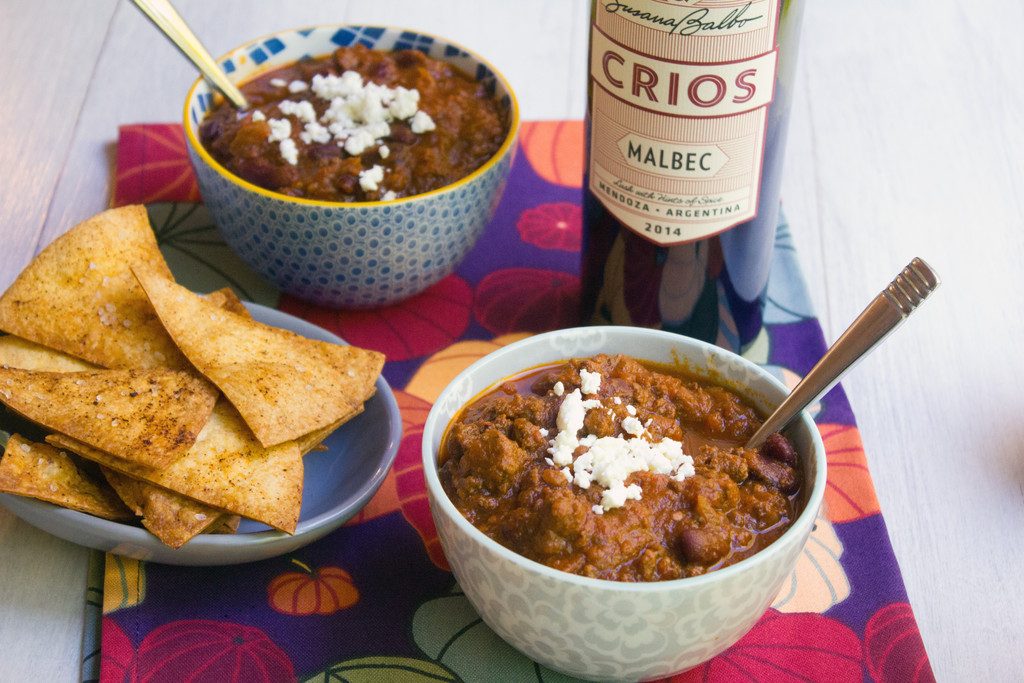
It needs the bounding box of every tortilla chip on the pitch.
[0,335,97,372]
[0,367,217,469]
[0,434,132,520]
[48,401,303,532]
[0,205,188,370]
[134,268,384,446]
[293,404,367,455]
[102,468,225,548]
[202,288,250,318]
[209,515,241,534]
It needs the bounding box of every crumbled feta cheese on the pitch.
[538,427,549,437]
[572,435,692,511]
[311,71,364,100]
[540,383,697,513]
[306,73,433,157]
[344,129,376,156]
[579,369,601,395]
[381,190,398,201]
[561,467,573,484]
[601,483,643,511]
[613,397,621,405]
[364,120,391,139]
[621,416,645,437]
[279,139,299,165]
[379,144,390,159]
[389,86,419,119]
[300,121,331,144]
[626,404,637,416]
[288,80,308,93]
[409,110,436,133]
[278,99,317,124]
[547,389,587,466]
[358,165,385,192]
[270,78,287,87]
[552,381,564,396]
[266,117,292,143]
[251,110,266,122]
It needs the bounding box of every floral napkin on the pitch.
[78,121,934,682]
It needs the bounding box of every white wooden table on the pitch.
[1,1,1021,680]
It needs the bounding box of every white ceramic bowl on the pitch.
[421,327,826,680]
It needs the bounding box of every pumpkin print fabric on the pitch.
[91,122,931,682]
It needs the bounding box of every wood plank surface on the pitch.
[0,2,118,681]
[1,0,1021,680]
[782,4,1024,680]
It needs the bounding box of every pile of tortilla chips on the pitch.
[0,205,384,548]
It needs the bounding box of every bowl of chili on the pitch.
[421,326,827,680]
[183,25,518,309]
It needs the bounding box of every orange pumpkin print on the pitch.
[268,559,359,616]
[819,423,881,523]
[519,120,585,188]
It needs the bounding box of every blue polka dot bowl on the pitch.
[183,25,519,308]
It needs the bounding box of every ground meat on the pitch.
[199,44,507,202]
[439,355,803,582]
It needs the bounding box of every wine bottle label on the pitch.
[588,0,781,245]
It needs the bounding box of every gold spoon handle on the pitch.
[131,0,249,110]
[746,257,941,449]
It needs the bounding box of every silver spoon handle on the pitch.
[746,257,940,449]
[132,0,249,109]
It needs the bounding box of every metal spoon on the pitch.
[746,257,940,449]
[131,0,249,109]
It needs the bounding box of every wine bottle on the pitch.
[582,0,804,351]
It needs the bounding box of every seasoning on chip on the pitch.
[201,287,250,317]
[0,206,188,370]
[0,334,231,545]
[134,267,383,447]
[0,434,132,521]
[209,515,242,534]
[0,367,217,469]
[101,468,228,548]
[0,336,97,372]
[48,401,304,533]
